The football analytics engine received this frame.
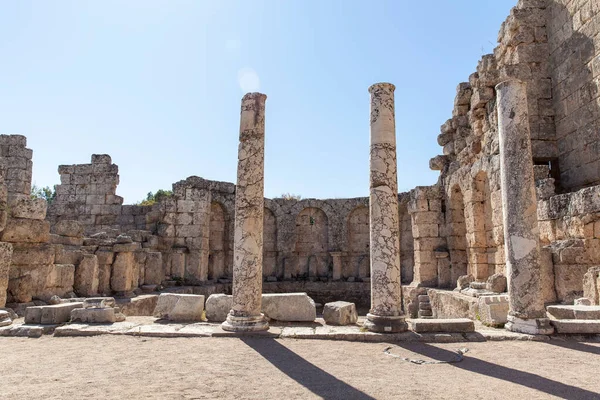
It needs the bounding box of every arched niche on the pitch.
[295,207,329,278]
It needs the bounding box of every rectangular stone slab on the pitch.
[153,293,205,322]
[25,302,83,324]
[550,319,600,334]
[261,293,316,322]
[546,305,600,320]
[410,318,475,333]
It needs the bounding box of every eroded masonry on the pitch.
[1,0,600,335]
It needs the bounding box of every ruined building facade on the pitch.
[1,0,600,316]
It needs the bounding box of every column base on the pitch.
[363,313,408,333]
[221,312,269,332]
[505,315,554,335]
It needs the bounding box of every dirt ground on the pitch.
[1,336,599,400]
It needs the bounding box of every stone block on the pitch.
[45,264,76,296]
[428,289,478,320]
[11,243,55,265]
[456,274,474,291]
[205,293,232,322]
[546,305,600,320]
[74,254,99,297]
[52,220,84,237]
[0,242,13,307]
[111,252,134,292]
[83,297,115,308]
[95,250,115,265]
[550,320,600,334]
[0,218,50,243]
[410,318,475,333]
[153,293,205,322]
[91,154,112,165]
[323,301,358,326]
[116,295,158,316]
[486,273,507,293]
[554,264,590,302]
[49,234,84,246]
[478,295,509,327]
[25,302,83,324]
[56,248,84,265]
[0,309,11,327]
[112,243,141,253]
[261,293,316,322]
[8,196,47,220]
[144,252,163,285]
[71,307,125,323]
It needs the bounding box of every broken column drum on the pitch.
[364,83,407,333]
[496,79,553,335]
[222,92,269,332]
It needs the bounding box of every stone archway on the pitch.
[467,172,496,281]
[295,207,329,279]
[347,206,369,279]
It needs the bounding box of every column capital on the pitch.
[368,82,395,94]
[242,92,267,103]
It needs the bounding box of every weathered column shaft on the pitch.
[222,92,269,332]
[497,79,553,335]
[364,83,407,333]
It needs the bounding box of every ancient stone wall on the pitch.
[429,0,600,303]
[48,155,151,235]
[0,134,33,197]
[148,175,415,286]
[547,0,600,190]
[2,0,600,310]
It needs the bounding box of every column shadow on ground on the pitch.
[395,342,600,399]
[544,340,600,356]
[241,338,376,400]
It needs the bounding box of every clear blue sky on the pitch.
[0,0,515,203]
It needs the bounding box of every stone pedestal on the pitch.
[496,79,553,335]
[364,83,407,333]
[222,93,269,332]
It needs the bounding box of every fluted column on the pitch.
[364,83,407,333]
[222,92,269,332]
[496,79,553,335]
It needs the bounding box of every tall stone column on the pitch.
[222,93,269,332]
[496,79,553,335]
[364,83,407,333]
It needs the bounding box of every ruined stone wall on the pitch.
[430,0,600,302]
[0,134,33,196]
[150,176,415,286]
[47,155,152,235]
[537,185,600,302]
[547,0,600,190]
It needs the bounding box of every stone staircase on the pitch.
[546,305,600,334]
[418,294,433,318]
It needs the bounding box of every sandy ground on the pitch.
[1,336,599,400]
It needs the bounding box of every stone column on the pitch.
[496,79,553,335]
[364,83,407,333]
[222,93,269,332]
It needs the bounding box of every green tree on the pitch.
[31,184,57,204]
[138,189,173,206]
